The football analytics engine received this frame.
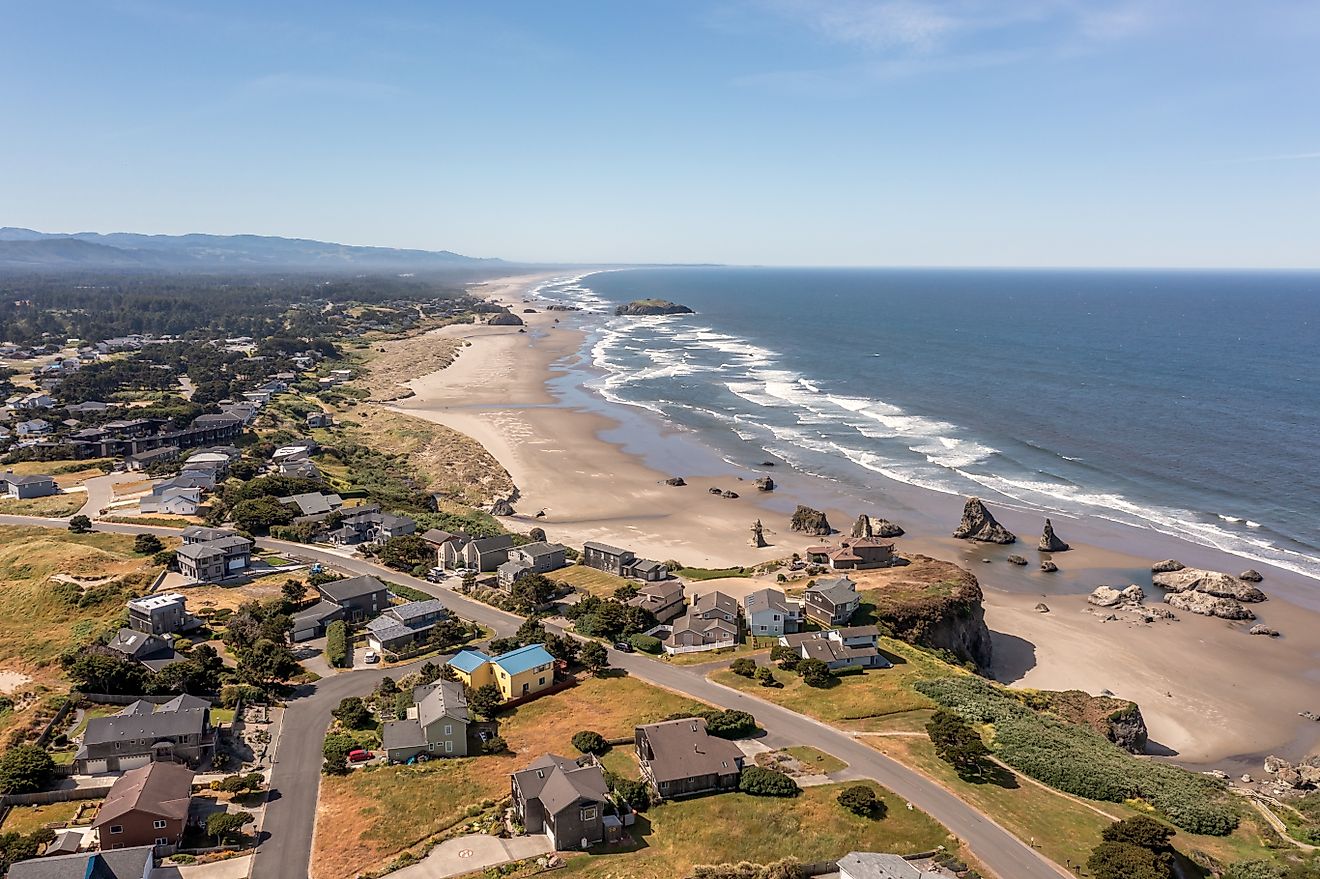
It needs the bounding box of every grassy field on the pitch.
[779,746,848,775]
[555,782,955,879]
[0,801,83,835]
[710,637,959,730]
[312,674,711,879]
[7,458,110,486]
[0,492,85,516]
[553,564,633,597]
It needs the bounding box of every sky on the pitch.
[2,1,1319,267]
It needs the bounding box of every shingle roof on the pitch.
[837,852,941,879]
[386,599,447,624]
[415,679,469,728]
[513,541,565,561]
[583,540,629,556]
[92,761,193,828]
[744,588,790,615]
[83,699,209,747]
[292,599,344,628]
[692,591,739,617]
[382,718,426,752]
[7,847,156,879]
[317,574,386,602]
[512,754,608,817]
[806,576,858,605]
[635,717,743,784]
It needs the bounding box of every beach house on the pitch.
[803,576,862,627]
[365,599,449,656]
[625,579,686,624]
[443,534,516,572]
[91,762,193,853]
[75,695,213,774]
[174,535,252,583]
[497,541,568,587]
[743,587,802,637]
[805,538,896,571]
[780,626,890,671]
[127,593,199,636]
[0,472,59,499]
[635,717,744,799]
[511,754,612,850]
[382,679,471,763]
[446,644,556,701]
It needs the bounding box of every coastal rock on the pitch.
[1164,590,1256,620]
[852,514,904,538]
[487,311,525,326]
[1036,690,1149,753]
[1006,555,1029,566]
[491,498,515,516]
[613,299,695,316]
[1038,518,1070,552]
[952,497,1017,544]
[1040,561,1059,573]
[1152,568,1267,602]
[722,490,739,499]
[790,505,832,536]
[708,487,724,495]
[1034,602,1051,613]
[1120,584,1146,604]
[534,510,546,518]
[664,477,687,487]
[1088,586,1126,608]
[1239,569,1264,582]
[863,554,993,671]
[754,476,775,492]
[522,308,538,313]
[1152,559,1185,573]
[759,461,776,467]
[1248,624,1280,637]
[527,527,546,542]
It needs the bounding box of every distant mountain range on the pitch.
[0,227,501,271]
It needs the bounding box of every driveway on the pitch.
[385,834,553,879]
[175,855,252,879]
[79,471,146,519]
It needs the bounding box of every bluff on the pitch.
[614,299,695,316]
[1026,690,1149,753]
[858,555,993,671]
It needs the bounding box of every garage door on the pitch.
[118,755,151,771]
[84,758,109,775]
[293,627,318,643]
[227,557,246,571]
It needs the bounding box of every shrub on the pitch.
[837,785,883,817]
[67,515,92,534]
[630,634,662,654]
[755,666,781,688]
[797,658,831,687]
[572,730,608,755]
[0,744,55,794]
[220,683,264,708]
[322,732,357,775]
[332,696,373,730]
[481,735,508,755]
[611,776,651,811]
[133,533,163,554]
[739,766,800,797]
[325,620,349,668]
[699,709,757,739]
[730,657,757,677]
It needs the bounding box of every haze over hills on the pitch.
[0,227,501,271]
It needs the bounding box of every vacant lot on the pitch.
[312,674,710,879]
[0,801,84,835]
[555,782,954,879]
[0,492,85,517]
[552,564,632,597]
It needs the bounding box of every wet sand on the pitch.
[393,273,1320,769]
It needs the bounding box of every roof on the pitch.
[107,628,173,660]
[837,852,941,879]
[174,535,251,560]
[806,576,858,605]
[692,591,739,617]
[317,574,387,603]
[800,640,887,666]
[1,473,56,486]
[492,643,554,676]
[365,616,412,643]
[512,754,608,816]
[181,525,235,542]
[382,718,426,752]
[836,625,881,639]
[7,847,156,879]
[83,699,209,747]
[128,592,186,612]
[744,588,790,615]
[447,648,492,675]
[421,528,463,545]
[631,559,667,574]
[629,579,685,608]
[635,717,743,783]
[415,679,469,728]
[513,541,565,561]
[387,599,448,624]
[671,613,738,639]
[278,491,342,516]
[468,534,515,553]
[92,761,194,828]
[583,540,630,556]
[292,599,344,628]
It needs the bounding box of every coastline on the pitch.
[393,271,1320,770]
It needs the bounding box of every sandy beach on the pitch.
[393,272,1320,770]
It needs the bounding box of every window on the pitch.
[581,805,597,821]
[153,819,167,829]
[110,825,124,834]
[445,740,454,753]
[155,837,169,846]
[444,724,453,736]
[522,682,529,694]
[538,676,545,685]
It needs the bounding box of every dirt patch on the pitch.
[0,671,33,695]
[358,331,464,402]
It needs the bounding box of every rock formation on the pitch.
[1089,584,1146,608]
[1034,690,1149,754]
[1164,590,1255,620]
[1249,624,1280,637]
[1040,561,1059,573]
[664,476,686,487]
[708,487,723,495]
[1038,518,1070,552]
[613,299,695,316]
[853,514,904,538]
[862,554,993,670]
[1034,602,1051,612]
[754,476,775,492]
[487,311,524,326]
[1152,568,1267,602]
[750,519,767,548]
[1263,755,1320,790]
[722,490,739,499]
[1239,569,1264,582]
[527,527,546,542]
[952,497,1016,544]
[790,505,832,536]
[1151,559,1185,573]
[491,498,515,516]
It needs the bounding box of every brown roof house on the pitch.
[635,717,744,799]
[511,754,612,850]
[805,538,896,571]
[625,579,686,624]
[75,695,214,775]
[803,576,861,627]
[665,591,740,653]
[92,761,193,853]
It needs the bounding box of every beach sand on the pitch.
[393,273,1320,769]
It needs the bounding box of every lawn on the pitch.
[779,746,848,775]
[555,782,955,879]
[709,637,960,730]
[553,564,633,597]
[7,458,110,486]
[0,801,82,835]
[0,492,85,517]
[675,566,754,581]
[312,674,711,879]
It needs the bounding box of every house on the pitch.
[290,600,346,642]
[106,629,182,673]
[125,446,181,472]
[805,538,896,571]
[279,457,321,480]
[635,717,744,799]
[803,576,861,627]
[139,490,201,517]
[279,492,342,517]
[837,852,944,879]
[442,534,516,572]
[127,593,198,636]
[781,626,890,670]
[218,402,260,425]
[174,536,252,583]
[327,506,416,546]
[91,762,193,853]
[743,588,803,638]
[511,754,611,850]
[666,591,741,652]
[447,643,556,701]
[496,541,568,587]
[12,391,54,410]
[306,411,334,428]
[76,695,214,774]
[179,525,235,544]
[581,541,634,577]
[8,846,162,879]
[182,451,231,478]
[365,599,450,655]
[625,579,686,624]
[314,575,388,621]
[628,559,670,582]
[14,418,51,437]
[272,440,317,463]
[381,679,470,762]
[0,472,59,499]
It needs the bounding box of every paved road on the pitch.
[0,515,1066,879]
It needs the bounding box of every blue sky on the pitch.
[3,1,1318,267]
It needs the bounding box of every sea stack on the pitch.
[1038,518,1070,552]
[790,505,831,536]
[952,497,1017,544]
[613,299,695,316]
[852,514,904,539]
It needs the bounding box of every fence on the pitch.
[663,639,738,656]
[1,785,114,807]
[34,699,76,748]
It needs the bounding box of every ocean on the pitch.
[531,267,1320,581]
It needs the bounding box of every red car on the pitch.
[346,748,373,764]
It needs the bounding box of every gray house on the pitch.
[174,536,252,583]
[75,695,213,775]
[803,576,861,627]
[0,473,59,499]
[179,526,236,545]
[497,541,568,587]
[290,600,346,642]
[781,626,890,671]
[743,587,802,638]
[511,754,610,850]
[837,852,944,879]
[314,575,388,621]
[581,541,634,577]
[626,579,686,624]
[442,534,515,572]
[327,506,416,546]
[8,847,161,879]
[127,593,198,636]
[635,717,744,799]
[365,599,450,655]
[381,679,470,763]
[105,629,182,673]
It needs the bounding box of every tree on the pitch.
[837,785,884,817]
[62,652,148,695]
[770,644,800,671]
[739,766,800,797]
[236,639,300,689]
[730,657,757,677]
[333,696,373,730]
[377,534,434,572]
[925,710,990,776]
[67,515,92,534]
[481,735,508,754]
[206,810,254,844]
[695,709,757,739]
[324,620,349,668]
[514,617,549,646]
[797,657,831,687]
[581,642,609,675]
[572,730,608,755]
[133,533,163,554]
[610,776,651,811]
[377,676,398,697]
[231,496,296,534]
[322,732,357,775]
[1102,816,1176,851]
[460,571,477,593]
[280,578,308,608]
[612,584,639,601]
[543,633,581,664]
[0,745,55,795]
[154,643,224,694]
[509,573,557,612]
[755,666,780,688]
[468,683,503,720]
[1087,841,1174,879]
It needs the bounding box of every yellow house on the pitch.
[446,644,556,700]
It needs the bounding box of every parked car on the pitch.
[347,748,373,763]
[363,650,379,664]
[613,641,635,653]
[425,567,445,583]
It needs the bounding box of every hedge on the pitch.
[630,634,663,654]
[914,677,1238,835]
[325,620,349,668]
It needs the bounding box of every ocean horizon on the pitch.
[530,266,1320,582]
